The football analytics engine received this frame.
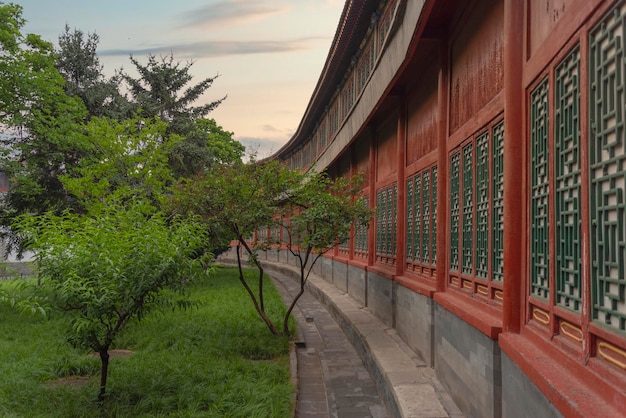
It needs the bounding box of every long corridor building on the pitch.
[261,1,626,416]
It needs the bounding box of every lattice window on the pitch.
[450,152,461,272]
[329,102,340,136]
[449,120,504,301]
[492,121,505,282]
[341,76,355,120]
[476,132,489,280]
[406,165,437,276]
[555,45,582,312]
[589,3,626,333]
[355,196,369,258]
[376,183,397,264]
[357,39,374,95]
[530,78,551,300]
[462,143,474,275]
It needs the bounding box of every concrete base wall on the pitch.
[366,271,395,327]
[332,260,348,292]
[434,304,502,418]
[320,257,334,284]
[396,286,434,366]
[501,353,563,418]
[347,264,367,307]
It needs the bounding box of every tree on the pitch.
[169,159,299,335]
[0,3,90,255]
[271,171,371,335]
[168,118,245,178]
[170,160,371,336]
[56,25,132,120]
[16,201,208,401]
[60,116,178,213]
[121,54,228,177]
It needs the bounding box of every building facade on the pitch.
[263,0,625,416]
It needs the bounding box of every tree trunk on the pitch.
[97,349,110,401]
[236,243,279,335]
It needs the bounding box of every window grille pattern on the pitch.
[462,143,474,275]
[492,121,505,282]
[354,196,369,257]
[555,45,582,312]
[476,132,490,279]
[450,152,461,271]
[421,170,431,264]
[376,184,397,263]
[406,165,438,272]
[432,167,438,263]
[530,78,551,300]
[589,3,626,332]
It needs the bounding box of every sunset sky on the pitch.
[19,0,345,157]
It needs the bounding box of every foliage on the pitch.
[169,117,245,177]
[0,267,293,416]
[121,53,230,178]
[60,116,178,213]
[271,170,371,334]
[56,25,132,120]
[170,160,371,336]
[169,160,301,335]
[16,201,209,400]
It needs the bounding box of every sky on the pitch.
[18,0,345,158]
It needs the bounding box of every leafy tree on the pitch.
[169,118,244,177]
[170,160,371,336]
[169,160,298,335]
[16,202,209,401]
[0,3,90,255]
[122,54,229,177]
[61,116,178,213]
[56,25,132,120]
[122,53,224,130]
[271,171,371,335]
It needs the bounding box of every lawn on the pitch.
[0,266,295,417]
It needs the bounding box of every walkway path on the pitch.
[272,270,389,418]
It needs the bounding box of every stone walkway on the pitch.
[272,271,389,418]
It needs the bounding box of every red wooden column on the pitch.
[367,128,377,267]
[435,36,449,293]
[396,95,407,277]
[503,0,524,333]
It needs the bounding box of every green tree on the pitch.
[17,202,208,401]
[56,25,131,120]
[170,161,371,336]
[61,116,178,213]
[169,160,300,335]
[272,171,371,335]
[0,3,90,255]
[122,54,228,177]
[169,118,245,177]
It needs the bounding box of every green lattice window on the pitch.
[589,3,626,333]
[555,45,582,312]
[406,165,438,274]
[462,143,474,275]
[530,78,550,300]
[450,152,461,272]
[376,184,397,263]
[354,196,369,257]
[476,132,489,280]
[492,121,504,282]
[448,120,505,300]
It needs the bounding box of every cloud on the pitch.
[98,37,323,59]
[178,1,285,29]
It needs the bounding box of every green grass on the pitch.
[0,266,295,417]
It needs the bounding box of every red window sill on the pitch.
[434,291,502,339]
[499,332,625,418]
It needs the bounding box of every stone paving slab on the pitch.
[263,261,463,418]
[271,270,389,418]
